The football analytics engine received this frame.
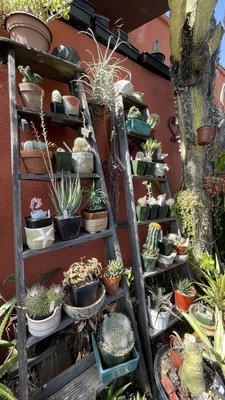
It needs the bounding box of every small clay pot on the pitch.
[169,336,183,369]
[173,244,188,255]
[197,125,218,146]
[19,83,44,110]
[20,150,52,174]
[174,289,196,311]
[101,275,121,296]
[82,210,108,234]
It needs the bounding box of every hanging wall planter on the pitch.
[197,125,218,146]
[126,118,151,137]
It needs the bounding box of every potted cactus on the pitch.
[147,288,173,331]
[72,137,94,174]
[25,284,64,337]
[50,175,82,241]
[168,233,189,255]
[25,197,54,250]
[126,106,154,138]
[18,66,44,110]
[174,278,196,311]
[142,222,162,272]
[142,138,162,167]
[131,151,147,176]
[82,182,108,234]
[62,257,102,307]
[101,260,124,296]
[20,139,53,174]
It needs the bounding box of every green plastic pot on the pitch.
[54,152,72,172]
[131,160,146,176]
[136,205,149,221]
[158,204,169,219]
[142,256,158,272]
[145,162,155,176]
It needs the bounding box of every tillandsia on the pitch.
[24,284,64,319]
[30,197,48,220]
[0,0,72,27]
[18,65,43,84]
[83,181,107,212]
[75,29,131,109]
[62,258,102,287]
[104,260,124,278]
[142,222,162,258]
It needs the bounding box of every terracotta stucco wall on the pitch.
[0,20,181,299]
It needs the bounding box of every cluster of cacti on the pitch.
[142,138,161,158]
[24,284,64,319]
[97,313,135,363]
[63,257,102,286]
[142,222,162,258]
[73,137,90,152]
[146,113,159,129]
[127,106,144,121]
[104,260,124,277]
[18,65,43,84]
[175,278,194,296]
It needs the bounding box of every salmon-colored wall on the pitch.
[0,20,181,300]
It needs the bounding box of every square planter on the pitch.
[142,256,158,272]
[131,160,146,176]
[55,216,81,241]
[138,52,170,80]
[92,334,139,384]
[145,162,155,176]
[126,119,151,138]
[148,308,171,330]
[158,205,169,219]
[148,204,159,220]
[71,281,99,307]
[54,152,72,173]
[92,21,114,45]
[136,205,149,221]
[82,210,108,234]
[158,240,173,256]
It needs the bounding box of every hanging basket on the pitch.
[197,126,218,146]
[63,283,106,320]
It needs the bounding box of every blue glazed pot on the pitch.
[126,118,151,137]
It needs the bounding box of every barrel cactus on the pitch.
[97,313,135,367]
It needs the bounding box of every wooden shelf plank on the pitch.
[117,217,176,228]
[0,38,82,82]
[22,230,113,259]
[26,287,127,349]
[20,173,100,181]
[143,261,187,279]
[17,107,82,128]
[132,175,166,182]
[149,309,181,339]
[122,94,148,109]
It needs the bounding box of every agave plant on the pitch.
[98,381,131,400]
[76,29,131,109]
[83,181,107,212]
[175,278,195,296]
[50,175,82,219]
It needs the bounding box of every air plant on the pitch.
[76,29,131,109]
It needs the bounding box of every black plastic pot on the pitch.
[138,52,170,80]
[54,152,72,172]
[131,160,146,176]
[69,0,95,28]
[145,162,155,176]
[50,101,64,114]
[25,217,52,229]
[52,45,81,64]
[151,52,165,63]
[114,28,128,42]
[136,205,149,221]
[158,239,173,256]
[158,205,169,219]
[92,21,113,45]
[149,204,159,220]
[94,14,110,27]
[152,150,158,162]
[116,42,140,62]
[71,280,99,307]
[55,216,81,241]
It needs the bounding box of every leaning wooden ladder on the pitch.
[114,93,189,392]
[3,38,150,399]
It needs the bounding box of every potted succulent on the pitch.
[82,182,108,234]
[168,233,189,255]
[101,260,124,296]
[151,39,165,63]
[62,257,102,307]
[126,106,151,137]
[136,196,149,222]
[174,278,196,311]
[53,148,72,173]
[142,222,162,272]
[50,175,82,241]
[25,284,64,337]
[158,237,174,256]
[20,139,53,174]
[147,288,173,331]
[72,137,94,174]
[2,1,71,52]
[188,303,215,335]
[142,138,162,170]
[25,198,54,250]
[131,151,146,176]
[157,194,169,219]
[18,66,44,110]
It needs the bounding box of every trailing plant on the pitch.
[29,197,48,221]
[0,0,72,27]
[76,29,131,109]
[103,260,124,277]
[62,258,102,286]
[175,278,195,296]
[142,222,161,259]
[49,174,82,219]
[24,284,64,319]
[18,66,43,84]
[83,181,107,212]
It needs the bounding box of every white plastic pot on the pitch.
[25,224,55,250]
[114,80,134,95]
[72,151,94,173]
[158,252,176,269]
[155,163,166,177]
[148,308,171,330]
[26,307,61,337]
[62,95,80,116]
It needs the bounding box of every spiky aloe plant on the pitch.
[83,181,107,212]
[50,175,82,219]
[98,381,131,400]
[175,278,195,296]
[104,260,124,277]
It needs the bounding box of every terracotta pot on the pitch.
[19,83,44,110]
[169,337,183,369]
[174,289,196,311]
[197,125,217,146]
[204,177,221,195]
[5,12,52,52]
[101,275,121,296]
[82,210,108,234]
[20,150,52,174]
[173,244,188,255]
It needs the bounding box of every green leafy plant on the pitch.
[104,260,124,277]
[0,0,72,27]
[83,182,107,212]
[129,392,147,400]
[50,174,82,219]
[62,258,102,286]
[77,29,131,109]
[198,252,217,276]
[196,270,225,310]
[24,284,64,319]
[175,278,195,296]
[98,381,131,400]
[0,383,17,399]
[18,66,43,84]
[141,139,161,158]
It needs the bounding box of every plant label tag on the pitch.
[81,127,91,138]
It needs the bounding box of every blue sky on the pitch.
[216,0,225,67]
